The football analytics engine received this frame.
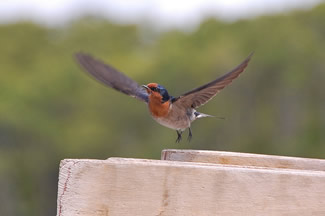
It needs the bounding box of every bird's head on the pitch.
[142,83,171,103]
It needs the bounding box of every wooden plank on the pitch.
[57,157,325,216]
[162,149,325,171]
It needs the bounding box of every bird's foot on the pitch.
[187,127,192,142]
[176,130,182,143]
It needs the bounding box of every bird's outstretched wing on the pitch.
[172,53,253,108]
[75,53,148,103]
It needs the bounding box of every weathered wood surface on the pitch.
[57,157,325,216]
[162,149,325,171]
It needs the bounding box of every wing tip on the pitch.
[242,51,254,64]
[245,51,254,63]
[74,51,89,62]
[234,51,254,73]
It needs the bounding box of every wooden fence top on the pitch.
[57,151,325,216]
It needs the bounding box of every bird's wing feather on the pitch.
[75,53,148,103]
[173,53,253,108]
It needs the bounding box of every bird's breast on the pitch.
[148,100,191,130]
[148,99,171,118]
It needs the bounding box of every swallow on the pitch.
[75,52,253,142]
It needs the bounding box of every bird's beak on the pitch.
[142,85,149,89]
[142,85,150,93]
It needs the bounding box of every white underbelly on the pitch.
[152,116,189,131]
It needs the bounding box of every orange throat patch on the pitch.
[148,93,170,118]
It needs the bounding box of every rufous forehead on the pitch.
[147,83,158,88]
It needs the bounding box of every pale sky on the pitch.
[0,0,323,31]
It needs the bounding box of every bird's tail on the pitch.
[194,111,225,120]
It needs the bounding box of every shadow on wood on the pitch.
[162,149,325,171]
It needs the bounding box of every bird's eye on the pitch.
[150,87,157,91]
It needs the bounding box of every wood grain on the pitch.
[57,157,325,216]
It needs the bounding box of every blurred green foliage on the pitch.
[1,4,325,216]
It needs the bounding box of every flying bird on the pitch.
[75,52,253,142]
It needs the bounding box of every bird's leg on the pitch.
[176,130,183,143]
[187,127,192,142]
